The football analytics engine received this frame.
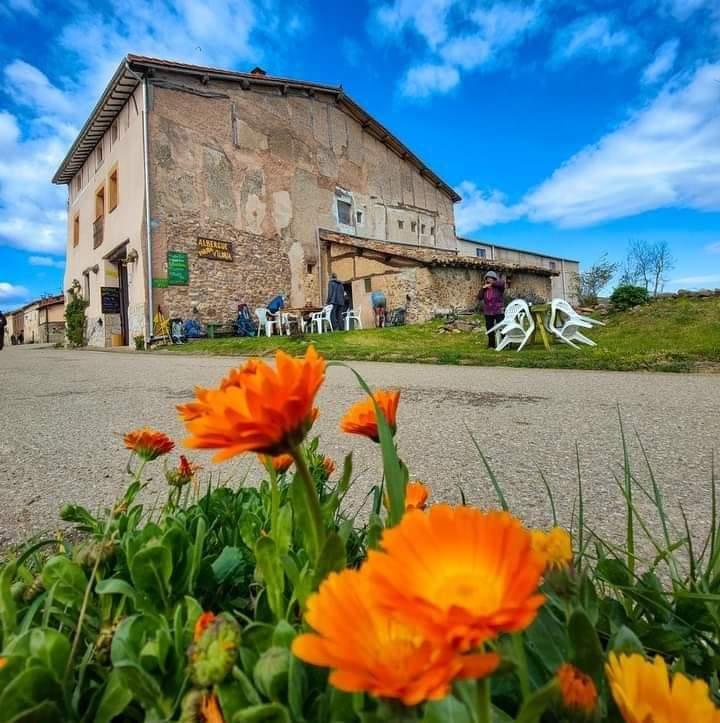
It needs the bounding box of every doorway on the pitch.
[105,241,130,345]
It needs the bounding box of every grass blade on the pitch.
[537,468,557,527]
[618,406,635,575]
[466,423,508,511]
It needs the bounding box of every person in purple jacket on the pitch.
[480,270,505,349]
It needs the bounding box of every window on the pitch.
[398,220,404,230]
[96,141,104,169]
[421,224,426,234]
[476,248,486,258]
[108,166,118,212]
[74,174,82,195]
[306,262,315,274]
[356,210,363,225]
[72,213,80,247]
[337,199,352,226]
[82,272,90,300]
[111,120,118,144]
[549,260,557,271]
[411,221,417,233]
[430,226,435,236]
[94,185,105,248]
[364,278,372,292]
[95,185,105,220]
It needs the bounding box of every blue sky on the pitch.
[1,0,719,310]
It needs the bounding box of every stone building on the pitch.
[3,295,65,344]
[54,55,561,347]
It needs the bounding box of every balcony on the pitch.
[93,216,104,248]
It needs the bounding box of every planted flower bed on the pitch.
[0,347,718,722]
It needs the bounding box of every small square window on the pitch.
[364,278,372,292]
[411,221,417,232]
[476,248,486,258]
[306,263,315,274]
[356,210,363,224]
[337,199,352,226]
[398,220,404,230]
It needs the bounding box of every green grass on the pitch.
[164,297,720,372]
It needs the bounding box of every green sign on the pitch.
[152,277,169,288]
[167,251,189,285]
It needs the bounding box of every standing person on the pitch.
[0,310,6,350]
[326,273,345,331]
[480,271,505,349]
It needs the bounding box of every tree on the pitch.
[623,239,675,296]
[575,254,618,306]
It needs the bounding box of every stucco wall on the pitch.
[147,76,457,309]
[64,86,148,346]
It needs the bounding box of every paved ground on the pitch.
[1,344,718,551]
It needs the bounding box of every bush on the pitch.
[64,280,88,347]
[1,350,718,722]
[610,284,650,311]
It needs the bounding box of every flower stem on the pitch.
[513,633,530,701]
[290,445,326,561]
[477,677,492,723]
[269,466,280,535]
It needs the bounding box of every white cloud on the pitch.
[552,15,638,65]
[705,242,720,254]
[667,274,720,288]
[29,255,65,269]
[642,39,679,84]
[401,63,460,98]
[374,0,456,49]
[0,0,38,16]
[454,182,524,233]
[0,282,29,302]
[0,0,303,257]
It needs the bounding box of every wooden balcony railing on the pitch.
[93,216,104,248]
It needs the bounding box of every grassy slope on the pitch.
[165,297,720,372]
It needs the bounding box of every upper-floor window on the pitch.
[74,173,82,195]
[411,221,417,233]
[111,120,118,145]
[108,166,118,212]
[549,260,557,271]
[96,141,104,169]
[337,199,352,226]
[356,210,363,225]
[430,226,435,236]
[476,248,486,258]
[398,220,404,230]
[421,224,426,234]
[72,213,80,247]
[95,185,105,220]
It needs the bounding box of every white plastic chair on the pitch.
[255,307,281,337]
[547,299,604,348]
[281,311,304,335]
[487,300,535,352]
[343,306,362,331]
[311,305,334,334]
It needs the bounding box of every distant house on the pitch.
[4,294,65,344]
[53,55,569,347]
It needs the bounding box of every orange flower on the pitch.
[167,454,201,488]
[323,456,336,476]
[178,347,326,462]
[366,505,545,651]
[607,653,720,723]
[193,611,216,641]
[292,568,499,706]
[258,453,294,474]
[557,663,597,715]
[340,389,400,442]
[405,481,430,510]
[0,657,6,669]
[201,692,224,723]
[123,428,175,461]
[531,527,573,570]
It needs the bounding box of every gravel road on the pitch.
[1,345,718,550]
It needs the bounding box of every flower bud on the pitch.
[188,613,241,687]
[253,646,290,701]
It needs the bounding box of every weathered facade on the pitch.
[3,295,64,344]
[54,55,564,346]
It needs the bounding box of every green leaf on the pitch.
[290,474,319,564]
[596,558,632,587]
[232,703,291,722]
[0,668,63,722]
[275,506,293,557]
[40,556,87,608]
[514,680,558,723]
[312,532,347,588]
[423,695,474,723]
[288,655,308,721]
[129,540,173,608]
[231,667,262,706]
[338,453,353,495]
[255,537,286,622]
[94,669,133,723]
[610,626,644,655]
[568,609,604,684]
[95,578,137,603]
[366,513,384,550]
[213,547,248,584]
[577,573,599,625]
[0,561,17,647]
[3,629,70,681]
[272,620,296,649]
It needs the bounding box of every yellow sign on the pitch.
[197,237,233,262]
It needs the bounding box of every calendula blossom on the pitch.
[557,663,597,715]
[323,456,336,476]
[531,527,573,569]
[405,481,430,510]
[259,453,294,474]
[193,611,216,641]
[607,653,720,723]
[366,505,545,651]
[292,567,499,706]
[166,455,201,488]
[340,389,400,442]
[123,428,175,461]
[178,347,325,461]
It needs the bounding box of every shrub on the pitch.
[64,280,88,347]
[1,350,718,722]
[610,284,650,311]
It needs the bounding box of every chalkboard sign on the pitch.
[101,286,121,314]
[197,237,233,262]
[167,251,189,285]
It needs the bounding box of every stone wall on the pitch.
[151,211,292,322]
[38,322,65,344]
